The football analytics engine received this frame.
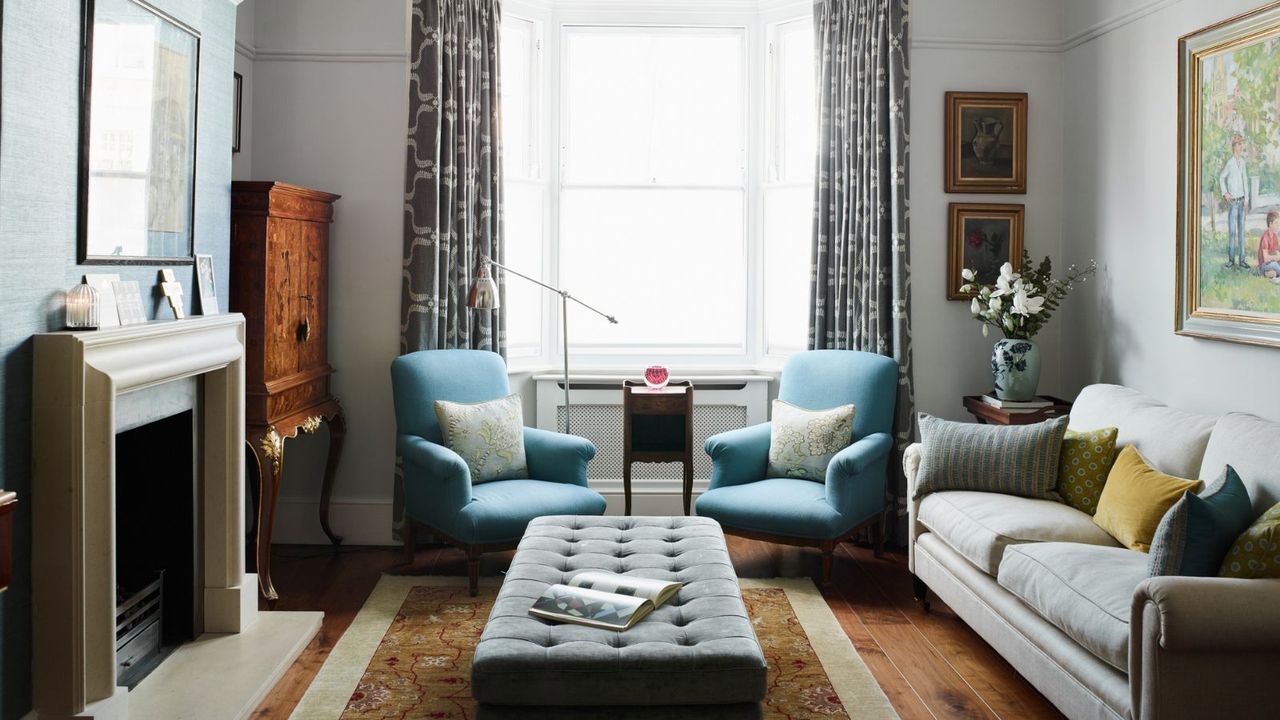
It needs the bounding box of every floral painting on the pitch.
[1178,4,1280,347]
[948,203,1024,300]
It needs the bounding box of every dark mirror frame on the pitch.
[78,0,201,266]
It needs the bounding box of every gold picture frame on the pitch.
[944,91,1028,194]
[1177,2,1280,348]
[947,203,1024,301]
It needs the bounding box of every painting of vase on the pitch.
[945,91,1027,193]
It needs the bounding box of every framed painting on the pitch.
[948,203,1024,300]
[1178,3,1280,348]
[78,0,200,265]
[945,91,1028,194]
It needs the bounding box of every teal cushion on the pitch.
[695,478,850,539]
[914,414,1069,500]
[453,479,607,545]
[1150,466,1254,577]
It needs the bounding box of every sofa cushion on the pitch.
[1150,466,1254,577]
[1068,384,1216,480]
[1093,446,1203,552]
[917,491,1120,576]
[914,414,1068,500]
[1056,427,1119,515]
[1220,501,1280,579]
[1199,412,1280,516]
[998,543,1148,672]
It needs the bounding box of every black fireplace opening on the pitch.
[115,409,199,688]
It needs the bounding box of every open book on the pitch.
[528,571,683,630]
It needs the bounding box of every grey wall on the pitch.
[1059,0,1280,422]
[0,0,237,716]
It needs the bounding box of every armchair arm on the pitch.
[523,427,595,486]
[824,433,892,519]
[1130,577,1280,720]
[397,433,473,517]
[704,422,772,490]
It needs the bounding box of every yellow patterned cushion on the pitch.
[1093,446,1203,552]
[1219,502,1280,579]
[1056,427,1119,515]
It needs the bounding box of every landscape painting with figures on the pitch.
[1179,4,1280,346]
[1194,35,1280,317]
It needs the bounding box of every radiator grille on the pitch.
[558,404,749,480]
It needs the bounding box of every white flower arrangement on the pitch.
[961,251,1097,340]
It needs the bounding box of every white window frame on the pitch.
[503,1,812,371]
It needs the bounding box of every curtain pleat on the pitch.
[396,0,505,537]
[810,0,916,525]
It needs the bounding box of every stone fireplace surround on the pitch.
[32,315,319,719]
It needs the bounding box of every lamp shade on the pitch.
[468,262,500,310]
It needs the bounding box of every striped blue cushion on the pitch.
[1149,465,1253,577]
[914,414,1069,500]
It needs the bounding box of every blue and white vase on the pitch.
[991,338,1041,402]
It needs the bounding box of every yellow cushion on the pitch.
[1093,446,1203,552]
[1219,502,1280,578]
[1056,427,1119,515]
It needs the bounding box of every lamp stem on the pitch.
[562,292,571,435]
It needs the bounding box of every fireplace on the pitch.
[31,315,319,720]
[114,410,198,687]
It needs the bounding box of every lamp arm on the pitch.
[480,255,618,324]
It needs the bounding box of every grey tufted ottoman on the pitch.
[471,516,768,719]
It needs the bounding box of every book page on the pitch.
[529,584,650,630]
[567,571,681,604]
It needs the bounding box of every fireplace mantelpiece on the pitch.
[31,315,295,719]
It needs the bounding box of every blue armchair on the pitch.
[391,349,606,594]
[696,350,898,584]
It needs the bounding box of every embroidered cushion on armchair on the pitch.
[766,400,856,482]
[434,393,528,483]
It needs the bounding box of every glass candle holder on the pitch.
[66,283,100,330]
[643,365,670,390]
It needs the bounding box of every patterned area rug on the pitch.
[291,576,897,720]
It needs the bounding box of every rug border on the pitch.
[291,576,897,720]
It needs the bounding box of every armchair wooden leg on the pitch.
[467,546,481,597]
[403,518,417,566]
[912,574,931,613]
[819,540,835,587]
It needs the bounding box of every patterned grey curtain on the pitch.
[397,0,505,536]
[809,0,916,520]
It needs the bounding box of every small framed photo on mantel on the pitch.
[948,203,1025,300]
[945,91,1028,194]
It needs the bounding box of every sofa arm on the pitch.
[398,433,473,517]
[524,427,595,487]
[1131,576,1280,720]
[1133,576,1280,652]
[903,443,924,572]
[704,422,772,490]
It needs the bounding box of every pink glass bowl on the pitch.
[643,365,670,390]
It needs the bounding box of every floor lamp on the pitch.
[468,254,617,435]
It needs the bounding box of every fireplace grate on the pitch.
[116,571,168,688]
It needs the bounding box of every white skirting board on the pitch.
[273,492,704,546]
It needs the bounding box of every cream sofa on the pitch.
[905,384,1280,720]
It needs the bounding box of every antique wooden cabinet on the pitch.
[230,181,345,601]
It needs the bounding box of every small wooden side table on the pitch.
[623,381,694,515]
[963,395,1072,425]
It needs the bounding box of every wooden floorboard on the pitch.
[251,539,1063,719]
